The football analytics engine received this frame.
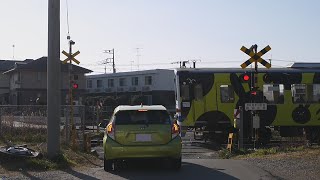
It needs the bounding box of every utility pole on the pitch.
[136,48,142,70]
[103,49,115,73]
[47,0,61,158]
[12,45,15,60]
[130,60,134,71]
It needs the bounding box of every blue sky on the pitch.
[0,0,319,73]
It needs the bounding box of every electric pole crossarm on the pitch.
[103,49,116,73]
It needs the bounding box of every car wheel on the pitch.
[172,157,181,170]
[104,157,113,171]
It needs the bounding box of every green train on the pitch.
[174,65,320,144]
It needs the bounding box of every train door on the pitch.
[217,83,236,123]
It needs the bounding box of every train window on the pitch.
[312,84,320,102]
[181,84,190,100]
[292,84,320,103]
[194,84,203,100]
[291,84,307,103]
[220,85,234,103]
[263,84,284,104]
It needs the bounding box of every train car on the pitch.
[174,63,320,144]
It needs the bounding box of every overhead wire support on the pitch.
[171,60,189,68]
[189,59,201,68]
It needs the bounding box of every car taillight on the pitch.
[172,123,180,139]
[106,123,115,140]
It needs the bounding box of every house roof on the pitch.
[2,57,92,74]
[0,60,21,71]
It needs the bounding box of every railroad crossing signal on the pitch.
[240,45,271,69]
[62,50,80,64]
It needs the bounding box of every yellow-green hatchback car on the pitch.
[103,105,182,171]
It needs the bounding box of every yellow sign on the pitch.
[227,133,234,152]
[62,50,80,64]
[240,45,271,69]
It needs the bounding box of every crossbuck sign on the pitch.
[240,45,271,69]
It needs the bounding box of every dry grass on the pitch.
[233,145,320,160]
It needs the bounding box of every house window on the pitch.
[119,78,126,87]
[132,77,139,86]
[97,80,103,88]
[108,79,114,87]
[145,76,152,85]
[87,80,92,88]
[220,85,235,103]
[263,84,284,104]
[37,72,41,81]
[17,72,21,81]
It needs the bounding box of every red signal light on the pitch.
[73,83,79,89]
[251,91,257,96]
[243,75,250,81]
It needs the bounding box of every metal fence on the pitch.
[0,105,89,147]
[0,104,176,147]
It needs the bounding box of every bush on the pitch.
[219,149,233,159]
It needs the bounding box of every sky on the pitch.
[0,0,320,74]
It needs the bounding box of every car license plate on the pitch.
[136,134,152,142]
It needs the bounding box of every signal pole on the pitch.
[240,44,271,149]
[62,39,80,149]
[250,44,258,89]
[68,39,77,149]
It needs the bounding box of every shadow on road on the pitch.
[185,141,222,151]
[63,168,100,180]
[109,160,238,180]
[20,171,42,180]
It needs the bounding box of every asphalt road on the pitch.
[83,132,275,180]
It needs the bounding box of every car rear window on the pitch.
[114,110,171,125]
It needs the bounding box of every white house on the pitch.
[85,69,176,112]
